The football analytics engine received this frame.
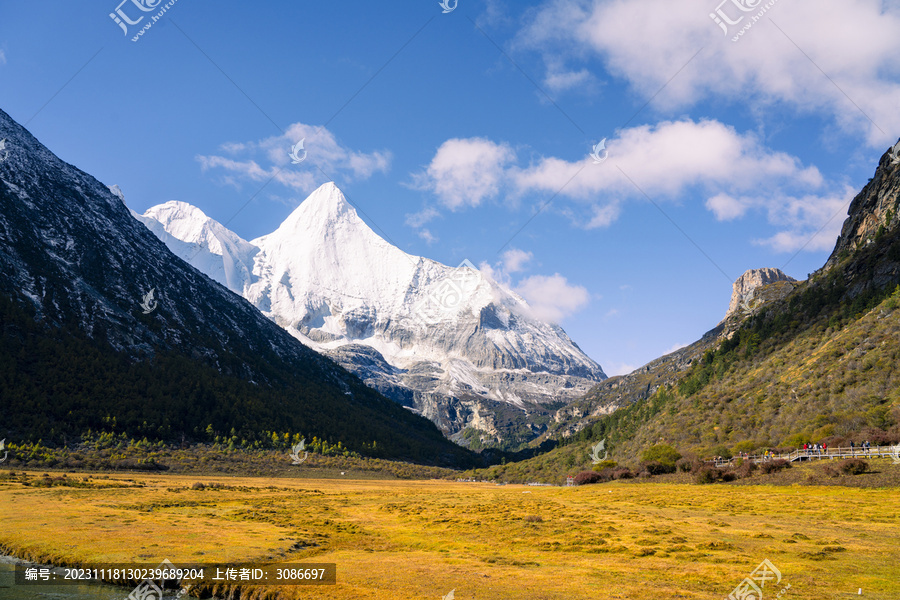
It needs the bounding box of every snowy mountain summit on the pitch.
[137,182,606,446]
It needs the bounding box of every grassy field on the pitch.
[1,469,898,600]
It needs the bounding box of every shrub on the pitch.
[837,458,869,475]
[705,445,733,460]
[721,471,738,482]
[641,460,676,475]
[641,444,682,467]
[191,482,205,490]
[694,466,724,484]
[592,460,618,471]
[574,471,605,485]
[675,458,693,472]
[731,440,757,453]
[736,460,758,479]
[611,468,634,480]
[759,459,790,474]
[675,458,697,473]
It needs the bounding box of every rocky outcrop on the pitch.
[825,140,900,270]
[722,268,797,322]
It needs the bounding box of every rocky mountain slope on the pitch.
[0,108,474,466]
[494,140,900,475]
[824,144,900,271]
[722,267,797,321]
[135,183,606,449]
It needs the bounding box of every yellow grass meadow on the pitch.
[1,471,898,599]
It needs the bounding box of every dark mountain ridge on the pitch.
[0,108,475,467]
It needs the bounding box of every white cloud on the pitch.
[515,0,900,145]
[511,119,823,202]
[417,228,438,245]
[605,361,639,377]
[502,248,533,272]
[197,122,391,192]
[405,206,440,228]
[412,137,515,210]
[706,193,748,221]
[585,202,621,228]
[414,120,839,250]
[514,273,590,323]
[543,60,595,94]
[0,50,6,65]
[751,187,856,252]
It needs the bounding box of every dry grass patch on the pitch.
[0,474,898,599]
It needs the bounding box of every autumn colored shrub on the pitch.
[837,458,869,475]
[759,459,790,474]
[574,471,605,485]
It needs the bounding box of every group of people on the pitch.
[802,440,875,456]
[849,440,875,455]
[802,442,827,455]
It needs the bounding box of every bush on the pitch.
[731,440,757,453]
[611,467,634,480]
[641,444,682,467]
[705,445,733,460]
[675,458,694,473]
[574,470,605,485]
[736,460,758,479]
[759,459,790,474]
[592,460,618,471]
[837,458,869,475]
[694,466,724,484]
[641,460,676,475]
[721,471,738,482]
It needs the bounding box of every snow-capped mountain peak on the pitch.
[138,182,606,445]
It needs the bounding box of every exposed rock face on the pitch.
[136,183,606,449]
[723,268,797,321]
[825,140,900,270]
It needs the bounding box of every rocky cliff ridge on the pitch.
[825,140,900,270]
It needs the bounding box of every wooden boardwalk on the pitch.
[710,445,899,468]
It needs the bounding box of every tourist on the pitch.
[823,442,827,455]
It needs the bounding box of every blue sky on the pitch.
[2,0,899,375]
